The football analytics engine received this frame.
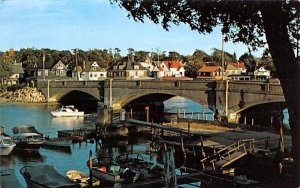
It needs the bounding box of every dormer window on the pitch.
[113,66,118,70]
[134,65,139,70]
[119,65,123,69]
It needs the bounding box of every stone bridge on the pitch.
[36,79,285,122]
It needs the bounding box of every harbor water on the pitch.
[0,96,289,187]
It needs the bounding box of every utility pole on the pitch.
[42,52,45,80]
[221,36,225,80]
[75,49,78,80]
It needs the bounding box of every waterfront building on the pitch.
[27,60,69,79]
[225,62,250,80]
[152,60,185,79]
[254,67,271,80]
[107,61,149,79]
[197,65,225,80]
[3,62,24,86]
[73,61,107,81]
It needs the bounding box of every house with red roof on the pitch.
[229,62,247,74]
[225,62,250,80]
[197,65,224,80]
[153,60,185,78]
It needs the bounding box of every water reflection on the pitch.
[12,151,45,163]
[0,155,15,168]
[51,117,84,126]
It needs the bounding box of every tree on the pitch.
[211,48,237,65]
[112,0,300,185]
[0,59,11,86]
[239,52,257,72]
[168,51,181,60]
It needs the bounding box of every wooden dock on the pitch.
[125,119,211,137]
[121,171,239,188]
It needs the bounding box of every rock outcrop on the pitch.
[0,87,46,103]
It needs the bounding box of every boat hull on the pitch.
[44,139,72,148]
[51,112,84,117]
[0,144,15,155]
[15,141,45,151]
[92,168,124,183]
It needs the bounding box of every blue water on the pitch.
[164,96,214,120]
[0,103,97,187]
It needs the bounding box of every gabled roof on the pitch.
[229,62,246,69]
[108,62,147,71]
[9,63,24,74]
[32,61,56,69]
[52,61,67,70]
[198,65,223,72]
[226,63,240,71]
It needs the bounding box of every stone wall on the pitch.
[0,87,46,103]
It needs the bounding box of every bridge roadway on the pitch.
[35,79,285,123]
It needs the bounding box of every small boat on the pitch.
[88,157,138,184]
[51,105,84,117]
[66,170,100,188]
[115,153,164,180]
[12,133,45,151]
[12,125,43,135]
[20,165,80,188]
[44,137,72,148]
[0,135,16,156]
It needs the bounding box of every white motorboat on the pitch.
[0,135,16,156]
[51,105,84,117]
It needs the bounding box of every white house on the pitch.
[153,60,185,78]
[74,61,107,81]
[254,67,271,80]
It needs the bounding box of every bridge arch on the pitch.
[111,90,209,110]
[228,100,287,125]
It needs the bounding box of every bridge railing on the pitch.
[36,80,101,88]
[103,79,216,90]
[216,80,283,94]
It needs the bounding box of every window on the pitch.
[90,73,93,77]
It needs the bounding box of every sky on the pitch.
[0,0,265,58]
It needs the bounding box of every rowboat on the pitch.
[44,137,72,148]
[88,157,136,184]
[20,165,80,188]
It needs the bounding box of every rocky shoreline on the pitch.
[0,87,46,103]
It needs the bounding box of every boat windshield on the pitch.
[2,138,13,144]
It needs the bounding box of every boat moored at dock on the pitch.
[20,165,80,188]
[12,133,45,151]
[0,135,16,156]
